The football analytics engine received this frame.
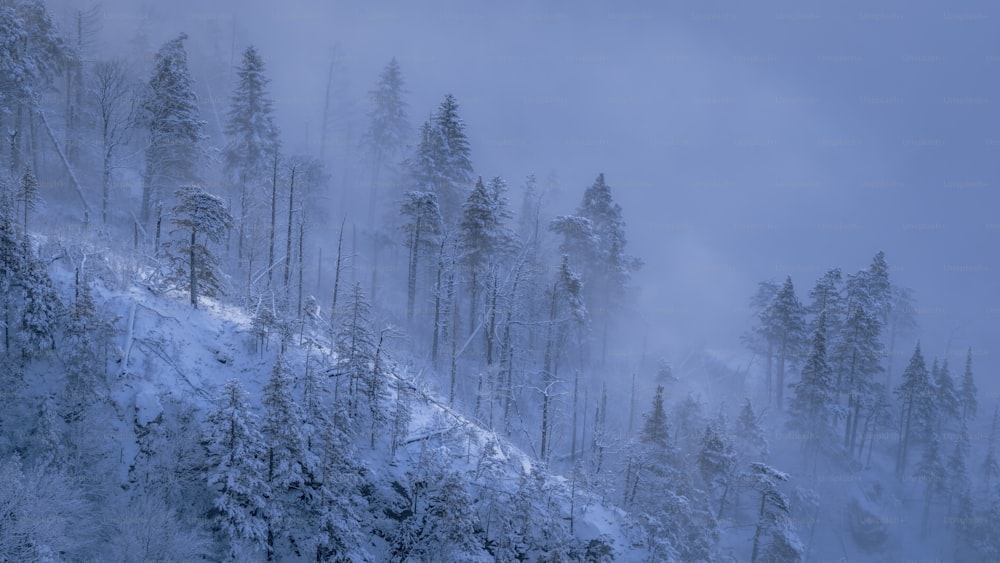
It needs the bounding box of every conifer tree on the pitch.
[763,276,806,410]
[735,399,769,461]
[895,343,935,478]
[933,359,960,432]
[747,462,803,563]
[408,94,473,224]
[168,185,233,308]
[224,45,280,264]
[786,312,837,463]
[552,173,640,364]
[203,379,269,560]
[914,433,946,536]
[140,34,205,233]
[959,348,977,422]
[459,175,513,335]
[836,253,889,456]
[400,191,442,321]
[364,57,409,212]
[699,417,738,517]
[640,385,671,450]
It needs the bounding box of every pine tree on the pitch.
[552,173,640,365]
[17,251,60,361]
[140,33,205,233]
[62,275,112,408]
[983,406,1000,488]
[743,280,780,402]
[786,311,838,463]
[944,422,972,543]
[747,462,803,563]
[260,357,315,560]
[736,398,769,461]
[0,0,70,115]
[364,57,408,209]
[400,191,442,321]
[835,253,889,456]
[167,185,233,308]
[895,344,935,478]
[640,385,671,450]
[959,348,977,422]
[203,379,269,560]
[699,417,738,517]
[17,166,37,233]
[914,433,946,536]
[224,45,280,264]
[459,175,513,335]
[763,276,806,410]
[408,94,473,224]
[0,0,71,184]
[933,358,960,432]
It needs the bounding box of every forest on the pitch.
[1,1,998,561]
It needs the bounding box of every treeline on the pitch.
[745,252,997,560]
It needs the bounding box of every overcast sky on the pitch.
[62,0,1000,387]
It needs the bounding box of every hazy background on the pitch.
[54,0,1000,391]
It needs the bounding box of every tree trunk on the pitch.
[284,166,296,300]
[189,228,198,308]
[268,153,278,287]
[330,218,345,327]
[431,240,445,363]
[751,492,766,563]
[540,281,559,460]
[406,216,421,322]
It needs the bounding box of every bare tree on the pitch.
[90,59,137,226]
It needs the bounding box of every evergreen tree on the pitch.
[945,422,973,545]
[364,57,409,206]
[747,462,803,563]
[552,173,640,364]
[408,94,473,223]
[806,268,844,335]
[203,379,269,560]
[983,406,1000,488]
[763,276,806,410]
[400,191,442,321]
[260,357,315,560]
[914,433,946,536]
[223,45,280,264]
[735,398,769,461]
[140,33,205,233]
[167,185,233,308]
[459,175,513,334]
[640,385,671,450]
[17,166,37,232]
[742,280,781,402]
[835,253,889,456]
[16,251,60,360]
[699,417,738,517]
[0,0,70,114]
[959,348,977,422]
[0,0,71,182]
[895,344,935,478]
[786,311,838,463]
[933,358,960,432]
[62,276,112,408]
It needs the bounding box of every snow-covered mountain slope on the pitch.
[2,235,647,561]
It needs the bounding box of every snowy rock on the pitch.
[134,390,163,426]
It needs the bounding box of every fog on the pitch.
[53,0,999,379]
[1,1,996,559]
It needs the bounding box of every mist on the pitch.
[3,0,999,560]
[61,0,999,379]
